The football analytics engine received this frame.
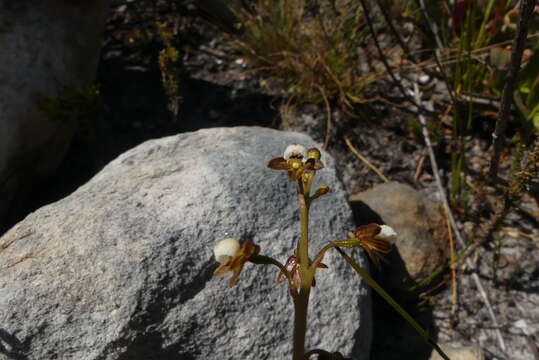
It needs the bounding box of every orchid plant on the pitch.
[213,144,449,360]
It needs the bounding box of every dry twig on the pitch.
[489,0,537,180]
[414,154,426,183]
[344,136,389,183]
[445,205,458,318]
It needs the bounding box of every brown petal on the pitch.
[316,262,329,269]
[364,236,392,254]
[213,263,231,278]
[362,247,389,270]
[227,262,246,287]
[267,157,290,170]
[353,223,381,239]
[353,223,391,270]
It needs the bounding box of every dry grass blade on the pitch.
[316,84,332,149]
[445,204,458,318]
[344,136,389,183]
[414,154,426,182]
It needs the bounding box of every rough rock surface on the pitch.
[0,127,371,360]
[0,0,109,230]
[349,181,448,292]
[430,343,485,360]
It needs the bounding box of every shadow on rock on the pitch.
[0,328,27,360]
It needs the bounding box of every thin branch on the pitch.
[489,0,537,180]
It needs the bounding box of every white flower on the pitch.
[378,225,397,242]
[283,144,307,161]
[214,238,240,264]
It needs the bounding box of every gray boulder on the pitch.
[0,0,109,229]
[0,127,371,360]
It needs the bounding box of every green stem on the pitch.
[298,197,310,269]
[476,0,496,47]
[293,179,314,360]
[313,240,358,267]
[249,254,292,285]
[292,287,311,360]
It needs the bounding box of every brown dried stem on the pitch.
[489,0,537,180]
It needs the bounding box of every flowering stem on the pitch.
[298,195,310,273]
[293,182,314,360]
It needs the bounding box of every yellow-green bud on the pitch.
[307,148,321,160]
[313,186,330,198]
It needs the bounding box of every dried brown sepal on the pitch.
[277,255,327,296]
[213,239,260,286]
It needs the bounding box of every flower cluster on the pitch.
[267,144,324,181]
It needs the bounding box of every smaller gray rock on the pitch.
[349,182,448,292]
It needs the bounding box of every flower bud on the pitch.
[214,238,240,264]
[307,147,321,160]
[283,144,307,160]
[312,186,330,199]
